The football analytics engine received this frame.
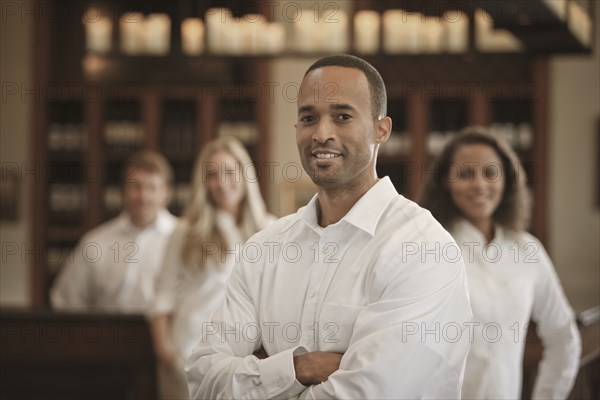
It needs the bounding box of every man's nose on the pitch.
[312,118,335,144]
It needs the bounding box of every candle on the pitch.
[222,18,243,55]
[294,10,317,53]
[84,16,112,54]
[568,1,591,46]
[323,10,349,52]
[476,10,521,52]
[354,10,380,55]
[262,22,286,54]
[403,13,422,53]
[206,8,231,54]
[543,0,567,20]
[383,9,404,54]
[120,12,144,55]
[422,16,444,53]
[383,10,424,54]
[144,13,171,55]
[243,14,266,54]
[182,18,204,55]
[445,11,468,53]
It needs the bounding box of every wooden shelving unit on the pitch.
[31,0,593,306]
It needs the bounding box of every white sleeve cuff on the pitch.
[253,346,307,399]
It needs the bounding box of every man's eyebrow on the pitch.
[298,105,315,114]
[331,103,357,112]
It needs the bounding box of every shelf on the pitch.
[479,0,593,53]
[47,210,85,222]
[104,148,143,162]
[47,150,85,162]
[83,54,237,85]
[31,0,557,308]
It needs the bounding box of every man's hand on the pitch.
[253,346,268,359]
[293,351,343,386]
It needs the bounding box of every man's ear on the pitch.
[374,116,392,144]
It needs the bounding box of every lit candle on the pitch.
[383,10,424,54]
[422,16,444,53]
[84,16,112,54]
[383,9,404,54]
[403,13,422,53]
[120,12,144,55]
[476,10,521,52]
[445,11,468,53]
[323,10,349,52]
[262,22,286,54]
[543,0,567,20]
[222,18,243,55]
[354,10,380,55]
[206,8,231,54]
[568,1,591,47]
[243,14,266,54]
[182,18,204,55]
[144,13,171,55]
[294,10,317,53]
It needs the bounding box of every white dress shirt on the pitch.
[186,177,473,399]
[451,219,581,400]
[51,210,178,313]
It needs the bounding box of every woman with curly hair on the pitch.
[420,128,580,399]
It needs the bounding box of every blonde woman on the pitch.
[149,136,274,399]
[420,128,580,399]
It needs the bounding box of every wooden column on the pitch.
[532,58,549,247]
[407,93,429,200]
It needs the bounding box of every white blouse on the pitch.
[150,211,248,358]
[186,177,473,399]
[451,219,581,399]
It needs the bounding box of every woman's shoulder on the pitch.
[501,227,543,247]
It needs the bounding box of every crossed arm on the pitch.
[186,249,472,399]
[253,348,343,386]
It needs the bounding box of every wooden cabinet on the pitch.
[31,1,272,306]
[31,0,591,306]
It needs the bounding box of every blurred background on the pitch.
[0,0,598,398]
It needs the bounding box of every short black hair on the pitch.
[304,54,387,119]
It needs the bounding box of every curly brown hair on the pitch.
[419,127,531,232]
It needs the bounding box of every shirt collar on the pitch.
[299,177,398,237]
[117,209,175,235]
[453,218,504,244]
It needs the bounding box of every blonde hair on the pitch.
[181,136,270,266]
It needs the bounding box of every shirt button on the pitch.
[277,378,286,388]
[309,290,316,298]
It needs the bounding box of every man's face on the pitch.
[122,168,170,228]
[296,66,390,191]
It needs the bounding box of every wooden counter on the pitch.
[0,308,157,400]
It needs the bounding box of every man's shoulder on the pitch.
[79,216,125,243]
[382,195,452,243]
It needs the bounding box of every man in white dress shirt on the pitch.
[186,54,473,399]
[51,150,178,313]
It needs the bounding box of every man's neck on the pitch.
[316,178,378,227]
[128,213,158,230]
